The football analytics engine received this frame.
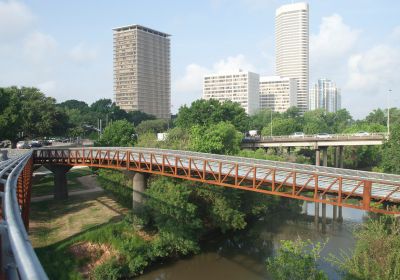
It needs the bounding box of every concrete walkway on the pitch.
[31,174,103,203]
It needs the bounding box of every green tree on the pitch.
[249,109,278,131]
[332,109,353,133]
[58,99,89,112]
[96,119,136,147]
[303,109,330,134]
[189,122,242,155]
[145,177,203,256]
[136,119,168,135]
[0,87,69,142]
[267,239,328,280]
[365,108,386,126]
[331,217,400,280]
[382,124,400,174]
[175,99,249,131]
[128,110,156,126]
[261,118,299,136]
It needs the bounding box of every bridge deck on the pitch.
[34,147,400,214]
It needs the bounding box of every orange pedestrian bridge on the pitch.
[1,146,400,279]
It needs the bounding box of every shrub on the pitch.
[266,239,328,280]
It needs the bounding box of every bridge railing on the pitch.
[35,147,400,213]
[243,133,387,142]
[0,151,48,280]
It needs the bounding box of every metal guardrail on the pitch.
[0,150,48,280]
[244,133,387,143]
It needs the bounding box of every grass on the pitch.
[35,220,145,280]
[30,192,127,248]
[32,167,93,197]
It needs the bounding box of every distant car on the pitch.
[29,142,42,148]
[354,131,370,136]
[16,141,30,149]
[291,132,305,138]
[315,133,332,139]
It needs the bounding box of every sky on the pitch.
[1,0,399,119]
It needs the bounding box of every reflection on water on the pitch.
[138,202,367,280]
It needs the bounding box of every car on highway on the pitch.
[16,141,30,149]
[291,132,305,138]
[315,133,332,139]
[354,131,370,136]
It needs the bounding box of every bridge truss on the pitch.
[35,147,400,214]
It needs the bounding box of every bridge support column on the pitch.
[339,146,344,168]
[46,165,72,200]
[315,149,320,166]
[332,204,337,229]
[314,201,319,229]
[322,147,328,167]
[321,195,327,234]
[338,205,343,223]
[132,172,148,210]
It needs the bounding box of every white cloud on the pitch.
[346,44,400,92]
[173,54,255,110]
[0,0,35,39]
[37,80,57,95]
[213,54,256,73]
[310,14,361,85]
[311,14,361,58]
[69,43,98,63]
[23,31,57,62]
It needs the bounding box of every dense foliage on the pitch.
[266,239,328,280]
[96,120,136,147]
[331,217,400,280]
[0,87,68,143]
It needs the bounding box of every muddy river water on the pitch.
[138,202,366,280]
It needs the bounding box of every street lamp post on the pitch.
[270,109,273,137]
[388,89,392,136]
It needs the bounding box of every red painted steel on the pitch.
[33,148,400,214]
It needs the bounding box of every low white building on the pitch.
[203,71,260,115]
[259,76,297,113]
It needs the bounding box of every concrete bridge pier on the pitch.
[321,195,327,234]
[124,171,149,210]
[314,201,319,229]
[132,172,148,209]
[45,165,72,200]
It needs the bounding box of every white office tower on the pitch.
[113,25,171,119]
[309,79,341,113]
[276,2,309,113]
[203,71,260,115]
[259,76,297,113]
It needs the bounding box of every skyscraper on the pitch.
[276,2,309,113]
[309,79,341,113]
[113,25,170,119]
[203,71,260,115]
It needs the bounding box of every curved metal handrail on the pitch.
[2,150,48,280]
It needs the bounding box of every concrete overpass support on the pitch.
[315,149,320,166]
[132,172,148,210]
[46,165,72,200]
[322,147,328,167]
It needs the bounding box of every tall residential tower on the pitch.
[113,25,171,119]
[276,2,309,113]
[309,79,341,113]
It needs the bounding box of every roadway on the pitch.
[242,133,386,148]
